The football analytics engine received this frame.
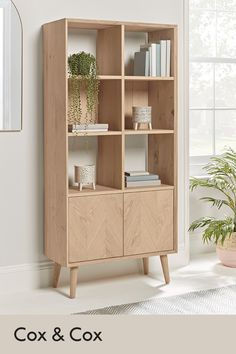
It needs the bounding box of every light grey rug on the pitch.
[79,284,236,315]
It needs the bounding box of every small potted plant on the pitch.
[189,148,236,267]
[68,51,99,126]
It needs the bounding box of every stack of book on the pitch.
[72,123,109,133]
[125,171,161,188]
[133,40,171,77]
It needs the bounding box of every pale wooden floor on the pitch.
[0,253,236,314]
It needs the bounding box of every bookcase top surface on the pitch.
[45,18,177,31]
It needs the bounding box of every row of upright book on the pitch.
[125,171,161,188]
[134,40,171,77]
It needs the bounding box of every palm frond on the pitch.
[200,197,232,210]
[189,148,236,245]
[202,217,235,245]
[189,217,215,233]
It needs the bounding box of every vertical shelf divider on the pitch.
[121,25,125,190]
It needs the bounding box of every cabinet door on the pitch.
[124,190,173,256]
[69,194,123,262]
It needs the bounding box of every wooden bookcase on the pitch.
[43,18,178,298]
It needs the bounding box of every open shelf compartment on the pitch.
[125,134,175,190]
[68,78,122,132]
[124,26,176,78]
[125,80,175,131]
[68,23,123,76]
[68,135,123,196]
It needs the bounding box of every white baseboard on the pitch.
[0,244,188,294]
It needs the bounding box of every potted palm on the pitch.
[189,148,236,267]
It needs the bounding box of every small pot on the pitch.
[216,232,236,268]
[132,106,152,130]
[74,164,96,191]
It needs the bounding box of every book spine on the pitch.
[166,40,171,77]
[160,40,167,77]
[125,175,159,181]
[126,180,161,187]
[149,47,152,76]
[73,124,109,129]
[156,43,161,77]
[125,171,150,176]
[145,51,150,76]
[151,43,156,76]
[72,129,108,132]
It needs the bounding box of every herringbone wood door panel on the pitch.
[69,194,123,262]
[124,190,173,255]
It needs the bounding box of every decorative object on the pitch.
[74,164,96,191]
[79,284,236,315]
[189,148,236,267]
[216,233,236,267]
[68,52,99,125]
[132,106,152,130]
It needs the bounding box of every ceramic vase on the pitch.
[74,164,96,191]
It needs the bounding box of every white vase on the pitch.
[74,164,96,191]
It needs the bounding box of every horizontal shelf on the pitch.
[68,185,123,197]
[124,184,174,193]
[68,75,122,80]
[125,129,174,135]
[125,76,174,81]
[68,76,174,81]
[68,131,122,137]
[99,75,122,80]
[68,184,174,197]
[67,18,176,32]
[68,130,174,137]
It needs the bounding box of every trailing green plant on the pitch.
[68,52,99,124]
[189,147,236,245]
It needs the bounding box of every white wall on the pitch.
[0,0,188,292]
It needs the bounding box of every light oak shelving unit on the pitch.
[43,18,178,298]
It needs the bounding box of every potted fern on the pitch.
[189,148,236,267]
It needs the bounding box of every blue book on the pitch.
[125,174,159,182]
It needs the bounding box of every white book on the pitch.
[145,51,150,76]
[166,40,171,77]
[126,180,161,187]
[149,46,152,76]
[151,43,156,76]
[72,129,108,133]
[125,171,150,177]
[73,124,109,130]
[160,40,167,77]
[156,43,161,77]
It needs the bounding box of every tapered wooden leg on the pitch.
[70,267,78,299]
[133,122,138,130]
[148,122,152,130]
[142,257,149,275]
[52,263,61,288]
[160,255,170,284]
